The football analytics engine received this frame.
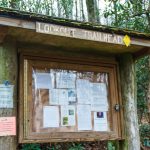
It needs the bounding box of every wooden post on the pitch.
[0,37,17,150]
[147,55,150,113]
[119,53,140,150]
[148,56,150,123]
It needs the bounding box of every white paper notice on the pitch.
[50,89,68,105]
[93,83,107,96]
[35,73,52,89]
[56,72,76,88]
[91,83,108,111]
[0,85,14,108]
[61,105,75,126]
[43,106,59,128]
[94,112,108,131]
[77,105,92,130]
[49,89,59,105]
[76,79,91,104]
[59,89,68,105]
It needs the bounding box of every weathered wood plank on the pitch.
[0,16,35,29]
[36,22,124,45]
[0,16,150,48]
[133,47,150,60]
[0,26,8,43]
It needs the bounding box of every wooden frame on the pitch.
[19,53,123,143]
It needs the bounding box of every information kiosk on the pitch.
[19,53,121,142]
[0,7,149,149]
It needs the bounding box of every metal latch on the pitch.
[114,104,120,111]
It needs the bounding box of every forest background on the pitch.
[0,0,150,149]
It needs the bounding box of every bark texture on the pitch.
[119,53,140,150]
[86,0,95,22]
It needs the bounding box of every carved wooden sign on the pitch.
[36,22,124,45]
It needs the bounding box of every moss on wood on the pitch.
[0,38,17,150]
[0,7,150,39]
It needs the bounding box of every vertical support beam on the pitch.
[0,37,17,150]
[119,53,140,150]
[148,56,150,123]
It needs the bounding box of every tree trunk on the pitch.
[86,0,98,22]
[0,37,17,150]
[57,0,61,18]
[113,0,118,26]
[146,1,150,30]
[80,0,85,21]
[118,53,140,150]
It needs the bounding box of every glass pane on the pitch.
[32,67,110,133]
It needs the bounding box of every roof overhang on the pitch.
[0,8,150,59]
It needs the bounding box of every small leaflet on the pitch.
[59,90,68,105]
[68,89,76,103]
[43,106,59,128]
[49,89,59,105]
[77,105,92,130]
[76,79,91,104]
[56,72,76,89]
[50,89,68,105]
[35,73,52,89]
[0,117,16,136]
[91,83,108,111]
[0,84,14,108]
[61,105,76,126]
[50,89,76,105]
[94,112,108,131]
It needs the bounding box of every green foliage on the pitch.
[107,142,115,150]
[68,143,84,150]
[21,144,61,150]
[139,123,150,144]
[0,0,149,32]
[60,0,73,18]
[2,0,149,33]
[20,143,85,150]
[103,0,150,32]
[136,56,150,123]
[21,143,41,150]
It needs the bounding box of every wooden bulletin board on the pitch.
[19,53,123,143]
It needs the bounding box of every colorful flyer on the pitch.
[94,112,108,131]
[61,105,76,126]
[68,89,76,103]
[0,117,16,136]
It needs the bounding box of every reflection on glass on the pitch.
[32,68,110,133]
